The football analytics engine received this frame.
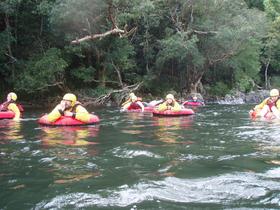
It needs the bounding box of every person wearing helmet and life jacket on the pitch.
[121,93,143,107]
[157,94,181,112]
[121,93,136,108]
[183,95,205,106]
[121,93,144,111]
[0,92,22,120]
[250,88,280,119]
[47,93,91,123]
[121,94,145,112]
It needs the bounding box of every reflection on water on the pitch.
[0,120,23,142]
[153,116,194,144]
[40,125,100,146]
[38,125,101,185]
[1,105,280,209]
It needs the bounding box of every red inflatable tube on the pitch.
[183,101,204,106]
[123,106,154,113]
[250,110,277,120]
[38,114,100,126]
[153,109,195,117]
[0,111,15,119]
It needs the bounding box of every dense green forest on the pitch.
[1,0,280,104]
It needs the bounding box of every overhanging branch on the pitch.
[71,1,136,44]
[71,28,125,44]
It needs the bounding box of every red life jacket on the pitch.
[266,97,279,112]
[128,102,141,110]
[17,104,24,112]
[0,101,23,112]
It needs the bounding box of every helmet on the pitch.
[131,95,138,102]
[270,89,279,97]
[63,93,77,106]
[166,94,175,100]
[129,93,136,98]
[8,92,17,101]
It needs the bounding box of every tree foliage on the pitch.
[16,48,68,94]
[0,0,278,101]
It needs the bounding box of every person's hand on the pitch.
[59,101,66,111]
[267,99,275,106]
[64,111,73,117]
[13,118,20,122]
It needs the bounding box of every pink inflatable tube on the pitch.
[124,106,154,113]
[0,111,15,119]
[183,101,204,106]
[153,109,195,117]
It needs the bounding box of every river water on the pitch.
[0,105,280,209]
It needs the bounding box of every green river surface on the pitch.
[0,105,280,210]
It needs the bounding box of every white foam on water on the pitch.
[111,147,162,159]
[35,169,280,209]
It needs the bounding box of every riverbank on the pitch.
[17,89,270,109]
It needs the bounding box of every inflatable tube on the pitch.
[0,111,15,119]
[38,114,100,126]
[249,110,277,120]
[153,108,195,117]
[183,101,204,106]
[122,106,154,113]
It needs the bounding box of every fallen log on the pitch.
[80,82,143,106]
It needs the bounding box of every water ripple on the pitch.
[35,168,280,209]
[112,147,162,159]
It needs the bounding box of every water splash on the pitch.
[35,168,280,209]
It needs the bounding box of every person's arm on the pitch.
[47,104,64,122]
[7,103,20,120]
[171,101,181,111]
[276,100,280,110]
[121,99,131,107]
[0,102,8,111]
[182,101,187,106]
[254,98,268,110]
[74,105,90,122]
[271,100,280,119]
[158,102,168,111]
[137,101,145,112]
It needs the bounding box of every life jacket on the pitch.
[0,100,23,112]
[122,97,142,107]
[68,101,82,113]
[166,101,176,107]
[17,104,24,112]
[128,101,141,110]
[266,97,279,112]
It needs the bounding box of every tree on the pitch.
[262,0,280,88]
[49,0,137,89]
[0,0,22,87]
[15,48,68,94]
[155,0,266,94]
